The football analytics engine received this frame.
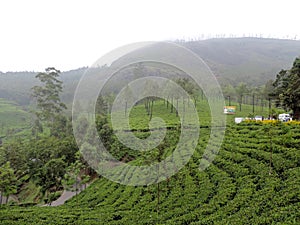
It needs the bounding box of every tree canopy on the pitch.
[31,67,67,135]
[272,58,300,119]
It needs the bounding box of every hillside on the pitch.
[1,38,300,224]
[0,98,31,140]
[1,38,300,105]
[183,38,300,85]
[0,68,86,106]
[1,121,300,224]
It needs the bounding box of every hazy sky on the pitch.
[0,0,299,72]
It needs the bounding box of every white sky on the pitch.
[0,0,299,72]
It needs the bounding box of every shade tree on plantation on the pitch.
[272,58,300,119]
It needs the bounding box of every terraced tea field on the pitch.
[1,120,300,224]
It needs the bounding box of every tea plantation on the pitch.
[1,120,300,224]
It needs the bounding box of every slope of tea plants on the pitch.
[1,121,300,224]
[0,98,31,138]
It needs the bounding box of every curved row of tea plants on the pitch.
[1,122,300,224]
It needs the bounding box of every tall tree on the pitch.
[143,80,158,119]
[272,58,300,119]
[235,82,248,111]
[95,95,108,116]
[263,80,275,116]
[122,85,133,117]
[31,67,67,135]
[175,77,200,108]
[223,84,236,106]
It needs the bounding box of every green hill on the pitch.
[0,68,86,106]
[1,122,300,224]
[0,98,31,139]
[0,99,299,224]
[1,37,300,224]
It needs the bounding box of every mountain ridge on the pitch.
[1,38,300,105]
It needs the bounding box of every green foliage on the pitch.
[50,115,73,138]
[95,95,108,116]
[0,162,17,204]
[0,98,30,138]
[1,122,300,223]
[41,158,66,192]
[2,60,300,223]
[63,151,90,193]
[272,58,300,119]
[0,135,79,199]
[0,141,27,172]
[31,67,67,136]
[27,136,78,190]
[96,115,113,151]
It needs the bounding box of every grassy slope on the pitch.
[126,99,270,129]
[0,98,31,138]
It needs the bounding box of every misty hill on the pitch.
[182,37,300,85]
[1,38,300,106]
[0,68,87,106]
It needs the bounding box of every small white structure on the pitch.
[235,117,244,124]
[255,115,263,121]
[278,113,290,122]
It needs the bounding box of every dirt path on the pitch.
[1,181,93,206]
[46,182,91,207]
[49,190,77,206]
[0,191,79,206]
[0,194,18,205]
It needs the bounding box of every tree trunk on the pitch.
[239,95,243,112]
[252,94,255,113]
[144,100,149,114]
[176,99,178,117]
[5,195,9,204]
[148,100,151,116]
[269,129,273,175]
[150,100,154,120]
[166,97,169,109]
[268,98,271,117]
[293,107,300,120]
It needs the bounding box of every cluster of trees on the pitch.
[271,58,300,119]
[222,81,272,112]
[0,68,92,205]
[111,77,203,121]
[221,57,300,119]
